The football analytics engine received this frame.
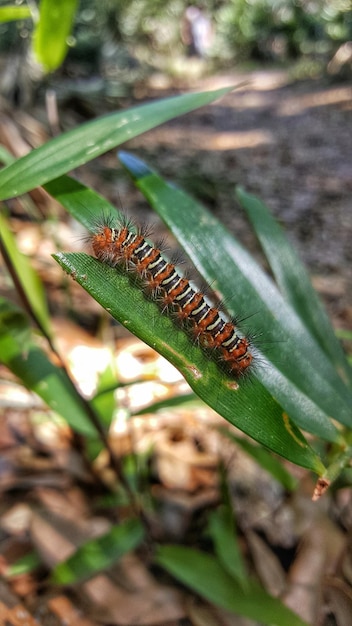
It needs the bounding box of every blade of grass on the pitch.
[7,552,41,577]
[91,360,117,429]
[0,86,234,200]
[236,186,352,386]
[0,6,32,23]
[0,213,52,339]
[0,145,16,165]
[33,0,79,72]
[156,546,309,626]
[0,297,97,437]
[207,505,248,588]
[51,518,145,584]
[44,175,117,230]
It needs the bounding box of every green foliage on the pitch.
[155,545,309,625]
[0,4,32,52]
[117,153,350,445]
[0,298,98,437]
[1,0,350,75]
[51,518,145,584]
[53,247,320,471]
[207,481,248,587]
[0,87,232,199]
[76,0,352,65]
[0,0,79,73]
[0,5,32,23]
[237,187,352,385]
[33,0,79,72]
[0,212,51,338]
[216,0,352,62]
[7,551,42,577]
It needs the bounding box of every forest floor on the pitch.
[0,68,352,626]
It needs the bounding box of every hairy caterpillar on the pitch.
[91,216,253,377]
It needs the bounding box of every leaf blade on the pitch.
[0,213,52,339]
[0,87,234,200]
[0,6,32,23]
[33,0,79,72]
[236,186,352,386]
[156,546,309,626]
[51,518,145,584]
[0,297,97,437]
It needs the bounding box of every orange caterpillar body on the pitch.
[92,220,253,377]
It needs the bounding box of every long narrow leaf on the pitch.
[0,213,52,339]
[0,145,16,165]
[0,87,233,200]
[207,506,248,587]
[44,175,116,229]
[156,546,309,626]
[51,518,144,584]
[236,186,352,386]
[0,297,97,437]
[0,6,32,23]
[33,0,79,72]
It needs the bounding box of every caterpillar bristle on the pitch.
[90,215,255,379]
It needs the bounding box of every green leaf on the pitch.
[53,250,324,473]
[0,87,233,200]
[236,186,352,386]
[0,297,97,437]
[156,546,309,626]
[51,518,145,584]
[44,175,117,230]
[0,6,32,23]
[0,145,16,165]
[208,506,248,588]
[0,298,32,355]
[91,360,117,429]
[33,0,78,73]
[118,151,351,440]
[0,212,52,339]
[7,552,41,577]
